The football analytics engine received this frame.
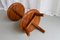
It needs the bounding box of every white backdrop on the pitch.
[0,0,60,16]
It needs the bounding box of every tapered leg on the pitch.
[23,28,30,36]
[32,23,45,33]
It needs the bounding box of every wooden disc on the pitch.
[19,9,40,33]
[7,3,25,21]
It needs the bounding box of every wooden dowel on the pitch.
[32,23,45,33]
[23,28,30,36]
[34,13,44,16]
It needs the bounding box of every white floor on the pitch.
[0,10,60,40]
